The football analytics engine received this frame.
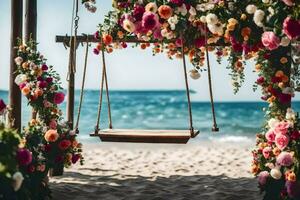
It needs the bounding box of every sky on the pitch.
[0,0,298,102]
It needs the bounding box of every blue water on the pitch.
[1,90,300,143]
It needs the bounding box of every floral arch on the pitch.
[89,0,300,199]
[0,0,299,199]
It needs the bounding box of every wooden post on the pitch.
[25,0,37,119]
[24,0,37,42]
[67,39,76,129]
[9,0,23,131]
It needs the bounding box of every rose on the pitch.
[58,139,72,150]
[275,134,289,150]
[49,119,57,129]
[270,168,282,180]
[53,92,65,104]
[274,121,290,135]
[16,148,32,166]
[262,147,272,159]
[261,31,280,50]
[158,5,173,19]
[142,12,159,31]
[283,17,300,40]
[281,0,294,6]
[14,74,27,85]
[276,152,293,166]
[44,129,59,142]
[265,130,276,142]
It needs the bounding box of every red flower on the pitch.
[142,12,159,31]
[72,154,81,164]
[59,139,71,150]
[17,148,32,166]
[133,5,145,21]
[194,37,205,48]
[53,92,65,104]
[283,17,300,40]
[0,99,6,114]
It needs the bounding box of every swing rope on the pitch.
[205,29,219,132]
[74,35,89,133]
[94,39,113,134]
[180,33,195,137]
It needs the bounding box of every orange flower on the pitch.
[22,62,29,69]
[280,57,288,64]
[267,96,276,103]
[117,31,124,39]
[102,34,113,45]
[282,75,289,83]
[21,87,30,96]
[158,5,173,19]
[140,43,147,50]
[44,129,59,142]
[34,88,43,97]
[273,147,281,156]
[251,164,259,174]
[275,70,284,78]
[241,27,251,37]
[287,171,296,182]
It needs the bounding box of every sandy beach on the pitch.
[50,141,261,200]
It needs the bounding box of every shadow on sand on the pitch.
[50,172,261,200]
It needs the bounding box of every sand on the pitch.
[50,141,261,200]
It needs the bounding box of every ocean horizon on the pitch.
[1,89,300,144]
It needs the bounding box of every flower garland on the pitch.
[5,39,84,198]
[91,0,300,199]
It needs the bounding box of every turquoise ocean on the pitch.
[1,90,300,143]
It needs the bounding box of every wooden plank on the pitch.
[24,0,37,42]
[90,129,199,144]
[9,0,23,131]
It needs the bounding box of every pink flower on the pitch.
[17,148,32,166]
[277,152,293,166]
[72,154,81,164]
[262,147,272,159]
[175,38,183,47]
[283,17,300,40]
[49,119,57,129]
[258,171,269,186]
[286,181,300,198]
[281,0,294,6]
[0,99,6,114]
[153,28,163,40]
[265,130,276,142]
[142,12,159,31]
[43,100,52,108]
[256,77,265,85]
[261,31,280,51]
[274,121,290,135]
[53,92,65,104]
[275,134,289,150]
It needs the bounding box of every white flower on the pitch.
[189,6,196,16]
[270,168,282,180]
[189,69,201,80]
[145,2,157,13]
[206,13,218,25]
[14,74,27,85]
[137,0,143,4]
[14,57,23,65]
[262,0,270,3]
[168,15,178,30]
[265,163,275,169]
[12,172,24,191]
[280,37,290,47]
[207,23,224,35]
[196,4,206,12]
[253,9,265,27]
[205,3,215,11]
[268,118,279,129]
[286,108,296,121]
[268,7,274,16]
[122,19,136,33]
[176,4,187,16]
[246,5,257,14]
[200,16,207,23]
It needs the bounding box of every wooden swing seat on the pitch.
[90,129,199,144]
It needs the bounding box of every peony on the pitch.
[277,152,293,166]
[44,129,59,142]
[17,148,32,166]
[59,139,72,150]
[189,69,201,80]
[145,2,157,13]
[270,168,282,180]
[158,5,173,19]
[286,181,300,198]
[12,172,24,191]
[123,19,136,33]
[262,147,272,159]
[53,92,65,104]
[265,130,276,142]
[275,134,289,150]
[281,0,295,6]
[0,99,6,114]
[206,13,218,25]
[142,12,159,31]
[274,121,290,135]
[246,5,257,14]
[258,171,269,186]
[253,9,265,27]
[283,17,300,40]
[261,31,280,50]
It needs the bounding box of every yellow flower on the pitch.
[228,18,238,26]
[255,64,262,72]
[240,14,247,20]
